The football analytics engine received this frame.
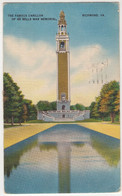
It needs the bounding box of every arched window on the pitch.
[61,25,63,31]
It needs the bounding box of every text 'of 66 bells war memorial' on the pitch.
[37,11,90,121]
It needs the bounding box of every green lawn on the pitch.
[111,122,120,124]
[78,119,102,123]
[4,119,119,127]
[4,125,22,128]
[25,120,51,123]
[25,119,102,123]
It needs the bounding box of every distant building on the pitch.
[37,11,90,121]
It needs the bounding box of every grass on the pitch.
[4,125,22,128]
[4,123,56,148]
[111,121,120,124]
[79,119,102,123]
[25,120,54,123]
[5,119,119,126]
[78,122,120,139]
[25,118,102,123]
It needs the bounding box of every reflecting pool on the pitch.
[4,124,120,193]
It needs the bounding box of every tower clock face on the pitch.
[60,41,65,49]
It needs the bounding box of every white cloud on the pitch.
[4,35,56,69]
[70,44,119,105]
[4,35,57,103]
[71,44,104,69]
[4,35,120,106]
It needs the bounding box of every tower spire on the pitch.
[58,11,67,35]
[58,10,67,25]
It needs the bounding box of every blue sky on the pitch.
[3,2,120,106]
[4,3,119,54]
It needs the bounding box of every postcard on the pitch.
[3,1,120,194]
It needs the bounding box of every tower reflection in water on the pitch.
[58,142,71,193]
[4,124,120,193]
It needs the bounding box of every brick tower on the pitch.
[56,11,70,111]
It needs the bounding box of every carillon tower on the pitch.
[37,11,90,121]
[56,11,70,111]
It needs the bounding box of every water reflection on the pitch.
[91,134,120,167]
[58,143,71,193]
[4,124,120,193]
[4,137,38,177]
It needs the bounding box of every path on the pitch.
[4,123,57,149]
[4,122,120,149]
[78,122,120,139]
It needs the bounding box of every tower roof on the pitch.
[60,10,65,17]
[58,10,67,25]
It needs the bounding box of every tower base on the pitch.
[57,101,70,111]
[37,110,90,122]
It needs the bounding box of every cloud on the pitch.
[70,44,106,84]
[4,35,56,69]
[71,44,104,69]
[4,35,120,106]
[69,44,119,105]
[4,35,57,103]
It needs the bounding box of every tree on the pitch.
[99,81,119,123]
[36,101,57,111]
[4,73,38,124]
[23,103,28,122]
[70,105,76,110]
[92,96,102,119]
[75,103,85,111]
[29,104,37,120]
[50,101,57,110]
[23,99,37,121]
[114,90,120,113]
[70,103,85,111]
[85,106,90,110]
[4,73,24,125]
[89,101,96,118]
[37,101,50,111]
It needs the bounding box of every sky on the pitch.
[3,2,120,106]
